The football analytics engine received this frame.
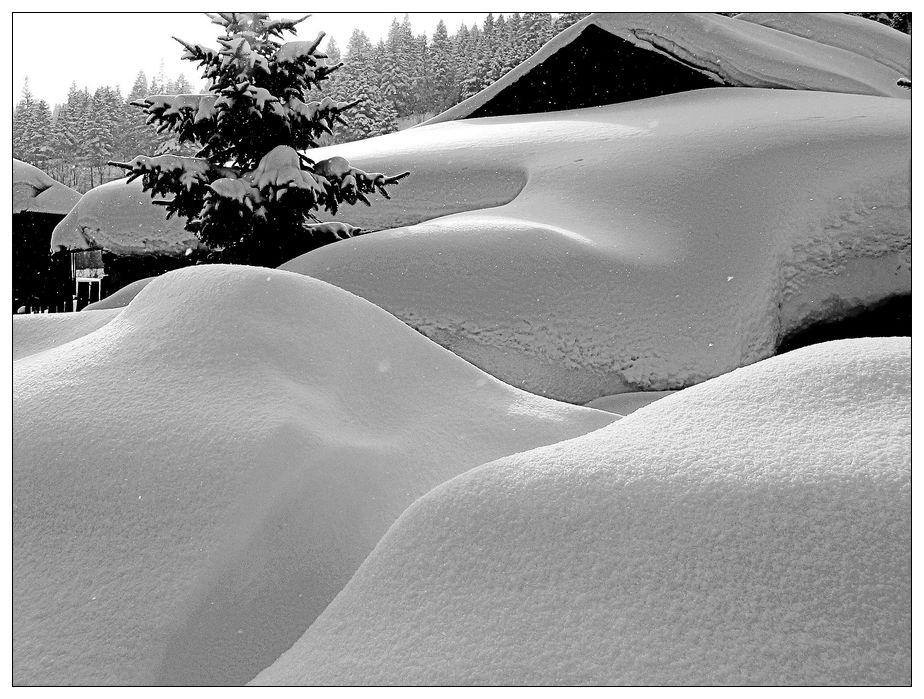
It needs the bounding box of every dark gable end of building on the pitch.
[468,24,723,119]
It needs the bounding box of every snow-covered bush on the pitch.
[113,12,408,266]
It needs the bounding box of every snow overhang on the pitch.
[13,159,81,217]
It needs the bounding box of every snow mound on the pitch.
[49,177,203,256]
[13,159,81,216]
[12,265,614,686]
[13,309,121,361]
[81,276,156,311]
[735,12,910,77]
[426,12,908,124]
[283,89,910,403]
[255,338,911,686]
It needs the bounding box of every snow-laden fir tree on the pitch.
[332,30,398,143]
[111,12,408,267]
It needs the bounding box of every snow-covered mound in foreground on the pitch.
[12,265,614,686]
[283,89,910,403]
[13,159,81,216]
[255,338,911,686]
[735,12,910,77]
[49,177,203,256]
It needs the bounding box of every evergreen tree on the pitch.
[552,12,590,35]
[325,36,342,65]
[173,73,194,94]
[123,72,154,158]
[503,13,524,72]
[112,12,408,267]
[429,20,457,112]
[490,14,511,83]
[458,25,484,100]
[13,79,35,161]
[334,29,399,143]
[129,71,149,101]
[381,15,417,117]
[86,86,122,187]
[29,99,53,166]
[521,12,553,57]
[412,32,432,115]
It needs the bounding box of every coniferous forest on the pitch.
[13,11,910,194]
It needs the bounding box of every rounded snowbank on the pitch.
[284,89,910,403]
[255,337,910,686]
[12,265,614,686]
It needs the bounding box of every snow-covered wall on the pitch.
[255,337,911,686]
[426,12,909,124]
[283,89,910,403]
[13,159,81,217]
[50,177,203,257]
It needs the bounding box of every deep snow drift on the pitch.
[50,176,204,257]
[13,159,81,216]
[255,337,911,686]
[12,265,614,686]
[283,88,910,402]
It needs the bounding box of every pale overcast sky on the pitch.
[12,12,491,107]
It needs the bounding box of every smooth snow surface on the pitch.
[12,265,614,686]
[50,177,203,256]
[735,12,910,77]
[584,390,677,415]
[256,338,911,686]
[283,89,910,402]
[13,309,121,361]
[13,159,81,216]
[426,12,908,125]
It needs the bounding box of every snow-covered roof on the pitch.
[12,265,613,685]
[425,12,909,124]
[50,177,204,257]
[13,159,81,216]
[735,12,910,77]
[255,337,911,686]
[283,88,911,403]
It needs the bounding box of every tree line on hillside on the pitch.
[13,71,197,193]
[13,11,910,194]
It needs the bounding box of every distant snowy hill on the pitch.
[283,88,910,402]
[12,265,613,685]
[255,337,911,686]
